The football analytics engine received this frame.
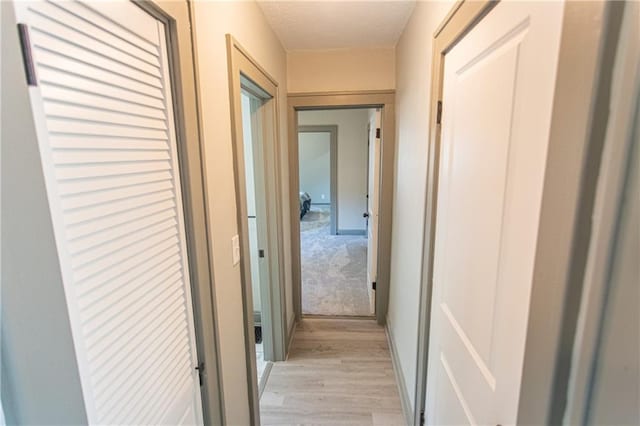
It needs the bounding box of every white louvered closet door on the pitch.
[14,1,204,424]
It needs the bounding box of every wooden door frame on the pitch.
[226,35,288,426]
[288,91,395,325]
[297,125,338,235]
[413,0,626,425]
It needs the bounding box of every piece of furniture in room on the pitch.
[299,192,311,218]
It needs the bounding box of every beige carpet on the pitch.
[300,206,371,316]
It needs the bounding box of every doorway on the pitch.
[297,109,378,317]
[240,88,274,393]
[288,92,395,325]
[298,125,338,235]
[227,35,288,426]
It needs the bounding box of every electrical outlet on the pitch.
[232,235,240,266]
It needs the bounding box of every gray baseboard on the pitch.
[286,317,297,359]
[337,229,366,236]
[385,316,413,426]
[258,362,273,398]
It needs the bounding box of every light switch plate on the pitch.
[232,235,241,266]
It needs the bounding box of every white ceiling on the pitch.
[257,1,416,51]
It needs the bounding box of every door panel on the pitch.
[16,1,204,424]
[426,2,565,424]
[367,111,381,314]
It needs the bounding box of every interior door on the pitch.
[426,2,565,424]
[366,111,381,314]
[15,1,204,424]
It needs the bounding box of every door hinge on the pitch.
[17,24,37,86]
[258,249,265,258]
[436,100,443,125]
[195,362,205,386]
[376,128,381,139]
[372,281,377,290]
[420,410,425,426]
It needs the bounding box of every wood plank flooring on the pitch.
[260,318,405,426]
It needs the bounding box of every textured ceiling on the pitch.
[257,1,416,51]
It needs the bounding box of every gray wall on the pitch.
[298,109,369,231]
[588,107,639,426]
[1,3,87,423]
[298,132,331,204]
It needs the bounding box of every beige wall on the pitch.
[287,48,396,93]
[299,109,370,231]
[190,2,291,424]
[387,0,454,411]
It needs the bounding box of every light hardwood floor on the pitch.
[260,318,405,425]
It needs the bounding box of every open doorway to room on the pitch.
[296,108,382,317]
[240,89,273,390]
[227,36,289,424]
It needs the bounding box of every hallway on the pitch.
[260,319,404,425]
[2,0,635,424]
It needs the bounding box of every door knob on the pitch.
[363,212,370,218]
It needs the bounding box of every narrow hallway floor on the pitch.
[300,207,371,316]
[260,318,405,425]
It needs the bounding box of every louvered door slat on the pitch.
[39,68,165,109]
[87,293,185,370]
[45,103,167,130]
[89,298,185,381]
[62,180,173,210]
[127,356,191,424]
[92,300,184,397]
[56,161,171,180]
[34,49,165,98]
[83,267,183,333]
[53,150,170,165]
[75,233,179,286]
[73,1,160,50]
[36,1,161,66]
[77,251,181,309]
[68,209,175,253]
[51,136,169,151]
[66,200,176,240]
[46,118,168,139]
[42,87,167,121]
[71,223,177,276]
[85,279,184,355]
[65,190,174,225]
[29,25,163,85]
[58,171,172,196]
[70,217,176,268]
[18,1,203,423]
[85,287,184,365]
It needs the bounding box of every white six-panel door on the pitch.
[426,1,565,424]
[14,1,204,424]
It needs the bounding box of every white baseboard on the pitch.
[385,316,413,426]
